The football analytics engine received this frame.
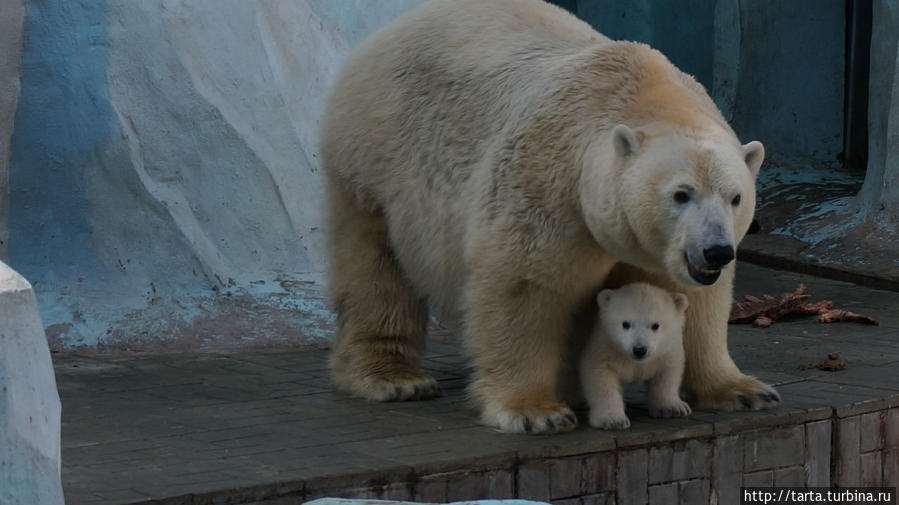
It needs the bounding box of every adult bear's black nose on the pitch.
[632,345,647,359]
[703,244,735,268]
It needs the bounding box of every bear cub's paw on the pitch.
[486,402,578,434]
[589,411,631,430]
[693,375,780,411]
[649,398,692,418]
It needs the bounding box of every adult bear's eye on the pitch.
[651,323,660,331]
[622,321,631,330]
[732,194,741,206]
[674,191,690,204]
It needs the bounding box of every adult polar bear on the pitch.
[321,0,779,433]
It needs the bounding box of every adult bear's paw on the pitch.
[335,366,442,402]
[692,375,781,411]
[483,401,578,434]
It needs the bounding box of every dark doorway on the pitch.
[843,0,872,172]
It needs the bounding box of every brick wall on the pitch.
[284,407,899,505]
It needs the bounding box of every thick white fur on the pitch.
[581,283,690,430]
[321,0,778,434]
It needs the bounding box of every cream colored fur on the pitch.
[321,0,778,434]
[581,283,690,430]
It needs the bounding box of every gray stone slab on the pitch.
[712,435,743,505]
[884,448,899,488]
[678,479,710,505]
[616,449,648,505]
[614,415,714,449]
[743,425,805,472]
[648,482,678,505]
[861,411,886,453]
[773,466,805,487]
[648,439,711,484]
[805,420,832,487]
[517,461,551,502]
[581,453,615,495]
[860,451,883,487]
[444,469,515,502]
[837,416,861,486]
[549,457,583,499]
[887,408,899,448]
[741,470,773,488]
[580,493,613,505]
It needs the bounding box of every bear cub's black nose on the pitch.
[703,244,735,269]
[632,345,647,359]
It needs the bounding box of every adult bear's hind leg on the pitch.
[466,275,578,434]
[326,180,440,402]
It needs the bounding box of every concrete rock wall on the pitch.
[7,0,424,349]
[6,0,899,349]
[0,0,25,262]
[571,0,847,164]
[860,0,899,223]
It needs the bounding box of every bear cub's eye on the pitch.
[622,321,631,330]
[651,322,660,331]
[731,194,741,206]
[674,191,691,204]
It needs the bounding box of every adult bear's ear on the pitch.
[596,289,615,308]
[612,124,643,157]
[742,140,764,178]
[670,292,689,313]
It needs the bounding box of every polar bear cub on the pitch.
[581,282,692,429]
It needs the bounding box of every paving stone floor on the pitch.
[55,263,899,505]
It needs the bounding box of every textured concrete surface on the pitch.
[56,264,899,505]
[740,162,899,291]
[0,0,24,262]
[567,0,847,163]
[0,262,64,505]
[7,0,424,350]
[734,0,899,287]
[860,0,899,220]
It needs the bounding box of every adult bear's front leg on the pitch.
[682,267,781,411]
[464,276,578,434]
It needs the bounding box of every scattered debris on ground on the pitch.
[815,309,879,325]
[800,351,848,372]
[729,284,879,328]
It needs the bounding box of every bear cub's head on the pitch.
[596,282,689,361]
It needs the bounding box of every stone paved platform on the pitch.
[56,264,899,505]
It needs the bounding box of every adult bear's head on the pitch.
[580,124,764,288]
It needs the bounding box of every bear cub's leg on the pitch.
[327,181,440,402]
[581,363,631,429]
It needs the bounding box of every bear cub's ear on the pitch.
[670,292,689,313]
[612,124,644,157]
[742,140,765,178]
[596,289,616,308]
